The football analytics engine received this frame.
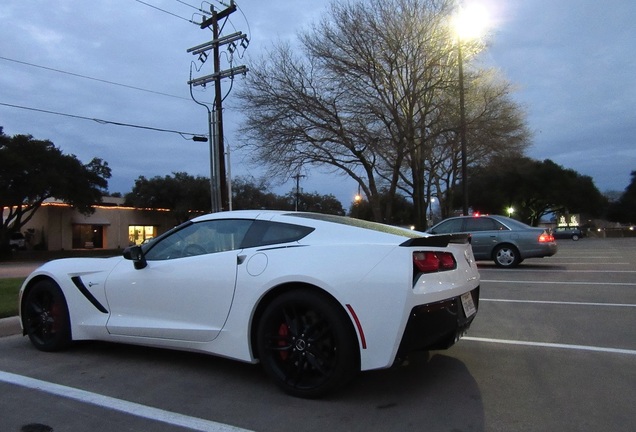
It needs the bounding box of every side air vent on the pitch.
[71,276,108,314]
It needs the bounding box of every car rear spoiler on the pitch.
[400,233,471,248]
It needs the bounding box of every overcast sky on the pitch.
[1,0,634,208]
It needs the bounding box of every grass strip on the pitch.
[0,278,23,319]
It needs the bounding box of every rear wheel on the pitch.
[493,244,521,268]
[22,280,72,351]
[256,289,358,398]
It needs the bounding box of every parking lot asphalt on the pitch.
[1,238,635,432]
[0,316,20,338]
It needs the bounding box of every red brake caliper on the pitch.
[278,323,289,360]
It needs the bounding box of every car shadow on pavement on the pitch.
[340,351,485,431]
[3,340,484,432]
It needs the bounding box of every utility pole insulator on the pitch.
[200,3,236,29]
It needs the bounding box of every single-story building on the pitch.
[10,197,180,251]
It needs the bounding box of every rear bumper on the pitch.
[522,243,558,259]
[395,286,479,362]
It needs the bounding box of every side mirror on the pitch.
[123,245,147,270]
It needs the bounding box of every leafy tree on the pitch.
[237,0,529,229]
[126,174,346,221]
[349,191,414,225]
[461,156,607,225]
[0,129,111,255]
[231,177,288,210]
[287,191,345,215]
[608,170,636,223]
[125,172,210,224]
[232,176,345,215]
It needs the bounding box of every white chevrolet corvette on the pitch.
[19,210,479,398]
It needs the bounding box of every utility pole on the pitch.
[293,173,306,211]
[187,0,248,212]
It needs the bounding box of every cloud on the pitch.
[1,0,634,205]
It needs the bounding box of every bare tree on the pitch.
[237,0,529,226]
[422,69,531,219]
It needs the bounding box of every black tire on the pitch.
[256,289,358,398]
[493,244,521,268]
[572,234,580,241]
[22,280,72,352]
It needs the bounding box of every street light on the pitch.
[453,3,490,216]
[354,184,362,204]
[458,36,469,216]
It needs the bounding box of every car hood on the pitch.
[26,256,125,281]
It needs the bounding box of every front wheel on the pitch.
[256,289,359,398]
[493,244,521,268]
[22,280,72,352]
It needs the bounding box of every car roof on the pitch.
[432,214,535,230]
[191,210,425,242]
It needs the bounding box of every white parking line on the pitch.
[0,371,253,432]
[480,269,636,273]
[481,298,636,307]
[463,337,636,356]
[541,256,621,259]
[528,262,631,265]
[481,279,636,286]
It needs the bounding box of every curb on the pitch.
[0,316,21,338]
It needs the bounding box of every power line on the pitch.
[0,56,191,101]
[0,102,206,141]
[174,0,208,15]
[132,0,199,24]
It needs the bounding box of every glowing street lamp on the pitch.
[454,4,491,41]
[354,183,364,205]
[453,3,491,216]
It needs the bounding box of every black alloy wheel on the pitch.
[257,289,358,398]
[22,280,72,352]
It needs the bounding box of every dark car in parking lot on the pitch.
[9,232,26,251]
[428,214,557,268]
[552,226,584,241]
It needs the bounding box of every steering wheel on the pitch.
[183,244,207,257]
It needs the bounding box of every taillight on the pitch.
[539,232,554,243]
[413,251,457,273]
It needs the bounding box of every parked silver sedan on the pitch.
[428,214,557,268]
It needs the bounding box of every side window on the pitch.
[430,218,464,234]
[145,219,253,261]
[242,221,314,248]
[491,219,509,231]
[465,217,500,232]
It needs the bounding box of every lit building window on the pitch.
[129,225,157,245]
